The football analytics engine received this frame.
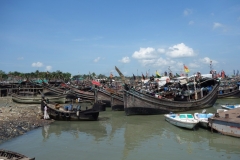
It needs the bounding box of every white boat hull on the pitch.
[165,115,198,129]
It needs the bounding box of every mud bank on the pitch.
[0,97,54,144]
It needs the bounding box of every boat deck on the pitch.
[209,108,240,123]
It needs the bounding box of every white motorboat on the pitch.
[164,113,199,129]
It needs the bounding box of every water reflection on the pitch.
[2,99,240,160]
[121,115,164,159]
[41,120,108,142]
[209,135,240,153]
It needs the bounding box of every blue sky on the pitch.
[1,0,240,77]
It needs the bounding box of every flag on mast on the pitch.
[184,65,190,73]
[156,70,161,78]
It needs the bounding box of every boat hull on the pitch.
[123,81,219,115]
[45,101,104,121]
[209,119,240,137]
[96,89,124,111]
[218,89,240,99]
[12,94,66,104]
[0,149,35,160]
[165,116,198,129]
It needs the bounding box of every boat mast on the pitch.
[194,73,197,100]
[210,60,213,76]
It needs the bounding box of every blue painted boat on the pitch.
[221,104,240,110]
[194,111,214,128]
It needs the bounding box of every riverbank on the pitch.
[0,97,54,144]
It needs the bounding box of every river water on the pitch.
[1,98,240,160]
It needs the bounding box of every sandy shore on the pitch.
[0,97,54,144]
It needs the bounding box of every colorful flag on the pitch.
[92,80,100,86]
[184,65,190,73]
[221,70,225,78]
[156,70,161,78]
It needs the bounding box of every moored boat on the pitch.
[218,79,240,99]
[115,66,220,116]
[43,100,105,121]
[96,88,124,111]
[0,149,35,160]
[12,93,66,104]
[164,113,199,129]
[193,110,214,128]
[208,108,240,137]
[221,104,240,110]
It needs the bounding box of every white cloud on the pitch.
[119,57,130,63]
[189,62,200,68]
[18,57,24,60]
[167,43,196,58]
[46,66,52,71]
[213,22,223,29]
[183,9,192,16]
[138,59,156,66]
[32,62,43,67]
[157,48,165,53]
[154,58,175,66]
[200,57,218,64]
[132,47,156,59]
[94,57,100,62]
[188,21,194,25]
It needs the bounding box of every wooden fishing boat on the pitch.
[12,93,66,104]
[111,92,124,111]
[221,104,240,110]
[218,79,240,98]
[208,108,240,137]
[42,84,70,95]
[43,100,104,121]
[193,110,213,128]
[68,87,95,101]
[0,149,35,160]
[96,88,124,111]
[115,66,219,115]
[95,88,111,107]
[164,113,199,129]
